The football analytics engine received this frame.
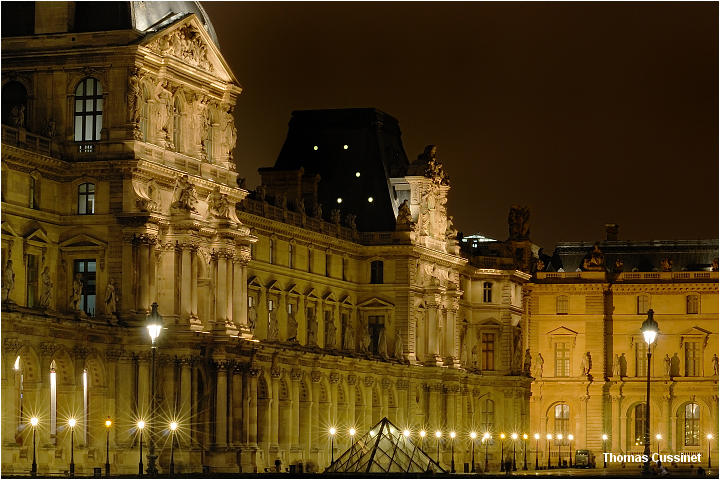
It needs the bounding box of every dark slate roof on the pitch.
[271,108,410,232]
[552,239,719,272]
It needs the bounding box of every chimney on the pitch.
[605,224,619,241]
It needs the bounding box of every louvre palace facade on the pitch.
[1,1,717,476]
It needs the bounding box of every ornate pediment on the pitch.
[546,326,578,349]
[679,326,712,349]
[323,291,338,303]
[59,234,106,251]
[25,227,50,245]
[285,283,302,296]
[357,297,394,309]
[339,295,354,307]
[266,280,282,293]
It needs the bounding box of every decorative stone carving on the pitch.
[663,353,671,377]
[534,352,544,377]
[377,326,388,359]
[286,312,298,342]
[613,354,620,377]
[135,178,160,213]
[310,371,322,383]
[69,273,83,311]
[670,353,680,377]
[222,106,237,159]
[660,257,673,272]
[313,202,323,219]
[330,208,341,224]
[346,374,357,385]
[171,174,198,212]
[329,372,340,384]
[523,349,532,375]
[343,317,355,351]
[104,278,118,316]
[508,205,530,241]
[307,310,318,346]
[296,197,305,216]
[396,199,413,230]
[445,215,459,242]
[2,259,15,302]
[344,214,357,231]
[206,186,231,219]
[582,243,605,271]
[471,344,479,370]
[713,353,718,376]
[359,322,371,353]
[614,258,624,273]
[39,266,53,308]
[325,315,336,349]
[154,80,173,147]
[618,352,628,377]
[268,309,279,341]
[248,305,257,333]
[2,337,22,354]
[581,351,592,376]
[148,25,214,73]
[363,376,374,388]
[127,67,142,128]
[411,145,449,185]
[393,328,403,360]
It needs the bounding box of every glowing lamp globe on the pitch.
[641,309,659,345]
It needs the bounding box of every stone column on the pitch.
[181,247,192,321]
[290,369,301,449]
[427,303,440,362]
[310,371,321,457]
[180,358,192,447]
[270,369,280,446]
[148,244,157,305]
[246,368,258,444]
[191,249,198,319]
[1,349,18,445]
[428,384,439,430]
[137,242,150,311]
[232,260,242,328]
[215,254,228,326]
[231,367,243,445]
[239,264,248,329]
[215,361,228,447]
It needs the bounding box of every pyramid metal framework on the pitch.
[325,417,446,474]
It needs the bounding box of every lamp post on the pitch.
[470,432,477,473]
[568,434,574,468]
[146,302,163,476]
[68,418,77,476]
[602,434,608,468]
[419,430,426,452]
[534,433,540,470]
[349,427,356,448]
[655,433,661,456]
[137,420,146,476]
[511,433,518,471]
[556,433,562,468]
[450,431,456,473]
[104,417,112,476]
[500,433,506,471]
[483,432,490,473]
[546,434,552,469]
[523,433,528,470]
[435,430,442,466]
[30,417,39,477]
[641,309,658,475]
[707,433,713,469]
[329,427,336,466]
[169,421,178,475]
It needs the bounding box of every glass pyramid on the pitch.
[325,417,446,474]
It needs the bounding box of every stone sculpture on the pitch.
[377,326,388,358]
[508,205,530,241]
[343,319,354,351]
[670,353,680,377]
[10,104,25,128]
[582,351,592,376]
[248,305,257,332]
[618,352,627,377]
[104,279,117,315]
[535,352,544,377]
[307,311,318,346]
[582,243,605,271]
[206,186,231,219]
[325,317,336,349]
[393,328,403,360]
[396,199,413,230]
[523,349,532,375]
[471,344,479,370]
[713,354,719,376]
[69,273,83,311]
[660,257,673,272]
[39,266,52,308]
[127,67,142,124]
[330,208,341,224]
[613,354,620,377]
[287,312,298,342]
[171,174,198,212]
[2,259,15,302]
[359,323,371,353]
[268,309,279,341]
[664,353,671,377]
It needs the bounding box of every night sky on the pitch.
[203,2,718,250]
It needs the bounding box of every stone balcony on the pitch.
[536,270,717,283]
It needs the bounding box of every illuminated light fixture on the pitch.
[137,420,146,430]
[500,433,506,439]
[708,433,714,440]
[602,434,608,440]
[105,418,112,428]
[30,417,39,427]
[435,430,442,438]
[546,433,552,440]
[557,433,563,440]
[343,145,349,150]
[170,421,178,432]
[641,309,659,345]
[511,433,518,440]
[329,427,337,436]
[523,433,528,440]
[656,434,662,440]
[568,434,574,441]
[337,198,342,204]
[313,145,318,151]
[470,431,477,439]
[403,429,410,438]
[349,427,356,437]
[419,430,426,438]
[450,431,456,439]
[68,418,77,428]
[534,433,540,440]
[355,172,361,177]
[367,197,373,203]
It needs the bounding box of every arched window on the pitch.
[2,81,27,128]
[74,78,103,147]
[556,295,568,314]
[637,295,650,315]
[49,360,57,435]
[78,183,95,215]
[684,403,700,446]
[686,295,699,314]
[634,404,647,446]
[554,404,570,435]
[481,399,495,433]
[483,282,493,303]
[370,260,383,284]
[172,96,182,152]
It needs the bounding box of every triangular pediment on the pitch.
[1,222,20,237]
[59,234,106,250]
[25,227,50,244]
[140,14,237,84]
[266,280,282,292]
[681,326,712,336]
[247,276,263,288]
[286,283,302,296]
[357,297,394,309]
[305,287,320,299]
[339,295,354,306]
[477,317,502,327]
[547,326,579,336]
[323,291,338,303]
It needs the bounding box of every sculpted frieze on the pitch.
[148,25,214,73]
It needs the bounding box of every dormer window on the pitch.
[74,78,103,148]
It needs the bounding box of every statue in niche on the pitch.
[523,349,532,375]
[171,174,198,212]
[286,311,298,342]
[613,354,620,377]
[39,266,53,308]
[267,309,279,341]
[511,328,523,372]
[393,328,403,360]
[223,106,237,159]
[330,208,341,224]
[307,311,318,346]
[712,353,719,376]
[534,352,544,377]
[313,202,323,219]
[663,353,671,377]
[343,318,354,351]
[508,205,530,241]
[154,81,173,143]
[206,186,231,219]
[248,305,257,333]
[45,119,56,138]
[359,322,371,354]
[471,344,479,370]
[2,259,15,302]
[618,352,628,377]
[104,279,118,316]
[582,243,605,271]
[69,273,83,311]
[325,316,336,349]
[581,351,592,376]
[377,326,388,358]
[614,258,625,273]
[396,199,413,230]
[660,257,673,272]
[127,67,142,124]
[670,353,680,377]
[10,104,25,128]
[459,330,468,366]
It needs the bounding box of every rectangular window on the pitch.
[636,342,648,377]
[269,239,274,264]
[308,248,312,272]
[483,282,493,303]
[26,254,39,308]
[78,183,95,215]
[481,333,495,370]
[554,404,570,436]
[368,315,384,354]
[637,295,650,314]
[29,176,38,209]
[74,259,96,316]
[370,260,383,284]
[287,303,293,315]
[554,342,570,377]
[556,295,568,314]
[685,342,700,376]
[248,296,254,308]
[684,403,700,446]
[687,295,699,314]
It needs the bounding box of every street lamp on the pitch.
[556,433,563,468]
[419,429,426,449]
[146,302,163,476]
[568,434,574,467]
[523,433,528,470]
[137,420,146,476]
[450,431,456,473]
[546,433,552,469]
[483,432,490,473]
[655,433,662,456]
[68,418,77,476]
[602,434,608,468]
[329,427,337,466]
[641,309,658,475]
[707,433,713,469]
[511,433,518,471]
[534,433,540,470]
[435,430,442,466]
[30,417,39,476]
[500,433,506,471]
[169,421,178,475]
[105,417,112,476]
[349,427,356,447]
[470,432,477,473]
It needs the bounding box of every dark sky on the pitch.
[203,2,718,250]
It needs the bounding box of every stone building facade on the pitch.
[1,2,532,475]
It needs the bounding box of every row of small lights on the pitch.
[314,145,349,151]
[311,146,372,206]
[26,416,179,433]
